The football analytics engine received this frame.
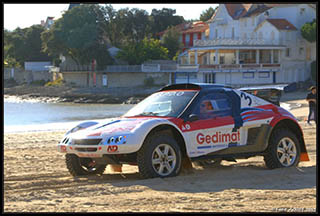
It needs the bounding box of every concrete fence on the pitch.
[4,68,52,84]
[57,71,171,88]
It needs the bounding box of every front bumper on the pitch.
[57,134,142,157]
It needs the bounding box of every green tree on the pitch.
[4,26,51,68]
[117,37,168,65]
[161,26,183,60]
[103,5,152,46]
[42,4,113,68]
[24,25,52,61]
[150,8,185,37]
[117,7,151,44]
[200,7,216,22]
[4,29,19,67]
[301,19,316,43]
[102,6,185,46]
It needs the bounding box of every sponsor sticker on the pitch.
[197,131,240,145]
[107,145,118,153]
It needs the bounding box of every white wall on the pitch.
[209,4,235,39]
[239,17,259,39]
[268,4,315,30]
[213,71,274,85]
[255,21,281,44]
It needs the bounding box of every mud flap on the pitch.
[110,164,123,172]
[181,157,193,173]
[300,152,310,162]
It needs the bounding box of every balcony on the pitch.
[176,64,199,72]
[194,38,284,47]
[198,63,281,71]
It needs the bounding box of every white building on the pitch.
[177,3,316,86]
[40,16,55,30]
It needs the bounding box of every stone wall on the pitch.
[59,71,170,88]
[4,68,52,83]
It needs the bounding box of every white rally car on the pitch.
[58,83,309,178]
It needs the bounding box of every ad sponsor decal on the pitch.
[181,124,191,131]
[197,131,240,145]
[240,107,274,122]
[107,145,118,153]
[196,130,240,150]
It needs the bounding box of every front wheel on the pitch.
[137,133,182,178]
[264,129,301,169]
[66,154,107,176]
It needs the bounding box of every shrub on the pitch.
[45,78,64,86]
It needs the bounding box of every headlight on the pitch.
[105,135,127,145]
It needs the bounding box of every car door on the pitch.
[183,90,240,158]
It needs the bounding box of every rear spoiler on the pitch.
[237,84,291,106]
[238,84,289,91]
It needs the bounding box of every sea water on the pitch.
[4,96,293,133]
[4,97,133,133]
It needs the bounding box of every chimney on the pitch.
[41,20,45,26]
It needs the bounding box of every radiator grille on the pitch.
[75,147,97,152]
[73,139,102,145]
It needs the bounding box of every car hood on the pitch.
[70,117,175,138]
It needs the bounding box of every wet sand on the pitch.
[3,91,317,212]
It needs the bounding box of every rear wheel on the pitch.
[137,133,182,178]
[264,129,301,169]
[66,154,107,176]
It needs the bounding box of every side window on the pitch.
[194,93,232,120]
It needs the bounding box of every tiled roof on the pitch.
[243,4,271,17]
[266,19,297,30]
[264,3,297,7]
[182,23,209,34]
[157,22,209,36]
[213,3,315,21]
[225,4,253,19]
[156,23,190,36]
[308,4,316,9]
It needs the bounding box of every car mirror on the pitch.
[188,114,199,122]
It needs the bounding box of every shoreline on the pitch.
[4,83,311,105]
[4,84,160,104]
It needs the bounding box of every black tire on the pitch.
[66,154,107,176]
[137,132,182,179]
[264,129,301,169]
[193,158,222,168]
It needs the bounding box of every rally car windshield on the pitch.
[123,91,198,117]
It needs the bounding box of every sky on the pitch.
[4,3,219,31]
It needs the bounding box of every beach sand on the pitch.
[3,90,317,212]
